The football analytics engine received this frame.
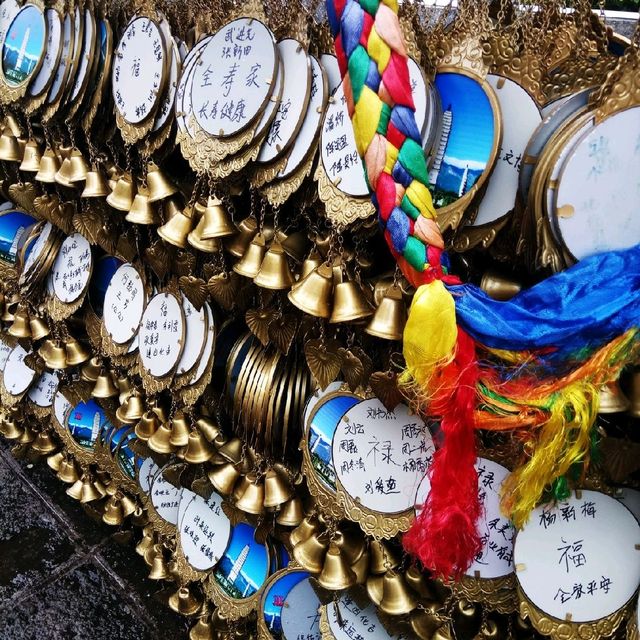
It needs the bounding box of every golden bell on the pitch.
[317,543,357,591]
[184,430,215,464]
[334,528,366,565]
[106,173,136,211]
[432,626,454,640]
[20,139,43,172]
[136,532,154,557]
[369,540,401,574]
[218,437,243,464]
[120,494,137,517]
[378,570,418,616]
[157,206,194,248]
[148,422,176,454]
[135,411,160,441]
[200,196,236,239]
[263,468,293,509]
[410,610,441,640]
[149,546,170,580]
[126,187,160,225]
[190,615,214,640]
[365,284,406,341]
[37,338,55,363]
[117,375,133,404]
[233,234,267,279]
[47,451,65,472]
[0,127,21,162]
[281,231,308,263]
[169,586,202,617]
[66,478,84,500]
[81,167,110,198]
[0,418,22,440]
[452,599,481,638]
[162,196,185,222]
[29,315,50,340]
[290,515,318,547]
[254,242,295,291]
[46,343,68,369]
[235,474,265,515]
[57,459,80,484]
[287,263,333,319]
[195,416,222,443]
[32,431,57,455]
[146,162,178,202]
[80,476,102,503]
[92,370,119,398]
[207,462,240,496]
[118,392,145,424]
[292,531,329,574]
[18,425,35,444]
[8,306,32,338]
[65,338,90,366]
[144,540,158,566]
[188,214,222,253]
[225,217,257,257]
[67,148,90,183]
[599,380,630,414]
[329,279,374,324]
[405,564,436,599]
[81,357,102,382]
[276,496,304,527]
[54,155,74,187]
[366,574,383,604]
[35,147,61,182]
[102,495,125,526]
[627,369,640,418]
[298,251,323,283]
[480,270,522,301]
[351,549,369,585]
[169,412,191,448]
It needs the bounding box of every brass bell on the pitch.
[157,206,194,248]
[218,438,243,464]
[117,392,145,424]
[106,164,121,191]
[144,540,159,566]
[8,306,32,338]
[263,467,293,508]
[120,493,137,518]
[81,358,102,382]
[190,614,214,640]
[235,474,265,515]
[317,543,357,591]
[32,431,57,455]
[46,342,69,369]
[148,546,170,580]
[184,430,215,464]
[432,626,454,640]
[135,411,160,441]
[47,451,65,472]
[225,217,257,257]
[67,148,90,183]
[627,369,640,418]
[37,338,55,363]
[54,156,74,187]
[169,586,201,617]
[351,549,370,585]
[298,251,323,283]
[92,370,119,398]
[290,515,318,547]
[369,540,401,574]
[81,166,110,198]
[29,314,50,340]
[480,270,522,301]
[207,462,240,496]
[65,338,90,366]
[599,380,630,413]
[366,574,383,604]
[169,412,191,448]
[0,126,21,161]
[136,532,154,557]
[66,478,84,500]
[276,496,304,527]
[35,148,60,183]
[117,375,133,405]
[146,162,178,202]
[292,531,329,574]
[405,564,436,599]
[0,417,22,440]
[18,425,35,444]
[334,528,366,565]
[20,139,43,172]
[126,186,160,225]
[162,196,185,222]
[233,234,267,279]
[195,416,222,443]
[106,173,136,211]
[188,213,222,253]
[102,495,125,526]
[200,196,236,239]
[57,458,80,484]
[148,422,176,454]
[365,284,406,341]
[80,476,103,503]
[378,570,418,616]
[254,242,295,290]
[287,263,333,319]
[281,231,308,263]
[329,278,373,324]
[410,609,441,640]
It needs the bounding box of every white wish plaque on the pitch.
[153,37,178,132]
[615,488,640,524]
[28,8,61,97]
[190,303,215,385]
[179,492,231,571]
[253,59,282,143]
[514,490,640,623]
[103,263,146,345]
[281,578,321,640]
[416,457,514,579]
[177,487,197,529]
[257,38,310,164]
[320,53,341,95]
[472,75,542,227]
[112,17,166,125]
[176,296,206,376]
[0,0,20,45]
[51,233,92,303]
[47,12,73,105]
[332,399,434,514]
[303,380,344,429]
[139,292,185,378]
[28,371,59,407]
[175,36,210,136]
[3,345,36,395]
[327,594,408,640]
[138,457,160,495]
[191,18,277,137]
[320,81,368,197]
[21,221,54,285]
[62,6,82,97]
[69,8,94,103]
[0,338,12,371]
[554,106,640,260]
[150,468,181,524]
[53,389,72,429]
[408,58,428,137]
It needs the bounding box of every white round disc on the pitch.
[253,59,283,142]
[138,457,160,495]
[51,233,92,303]
[332,399,434,514]
[177,487,197,529]
[176,296,206,376]
[63,5,82,96]
[0,0,20,45]
[3,345,35,395]
[303,380,344,430]
[320,53,340,95]
[150,467,181,524]
[21,221,54,283]
[103,263,145,345]
[27,371,59,407]
[174,35,210,136]
[190,303,214,385]
[53,389,71,428]
[153,37,179,132]
[281,577,321,640]
[615,488,640,524]
[408,57,428,136]
[514,490,640,622]
[28,8,61,97]
[328,594,404,640]
[69,8,94,102]
[47,12,72,104]
[0,338,13,371]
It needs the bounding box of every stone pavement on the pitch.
[0,442,189,640]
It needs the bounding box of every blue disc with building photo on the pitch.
[67,399,110,450]
[261,569,308,639]
[2,4,46,87]
[0,210,36,265]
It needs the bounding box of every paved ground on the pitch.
[0,442,189,640]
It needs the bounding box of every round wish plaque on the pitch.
[46,12,73,106]
[68,8,95,105]
[3,344,36,396]
[67,399,107,450]
[53,389,72,430]
[27,7,61,98]
[27,371,59,407]
[177,487,197,530]
[259,569,310,640]
[103,263,146,345]
[137,457,160,495]
[191,18,277,138]
[150,466,181,524]
[176,296,206,377]
[281,577,322,640]
[62,5,82,98]
[0,338,12,371]
[514,490,640,634]
[51,233,92,304]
